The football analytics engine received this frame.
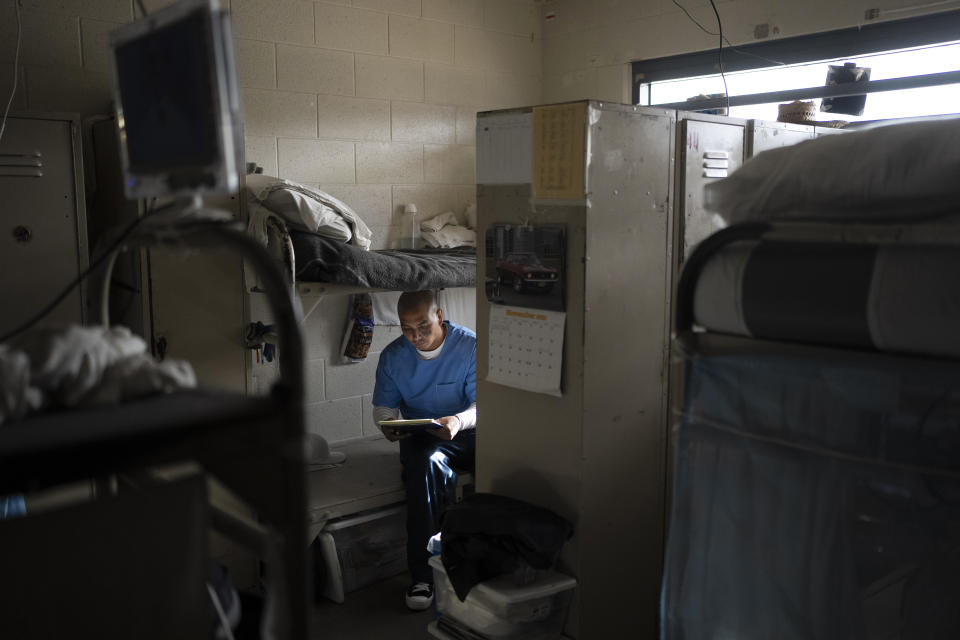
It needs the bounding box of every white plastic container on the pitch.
[428,555,576,640]
[317,505,406,603]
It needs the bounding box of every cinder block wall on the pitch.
[228,0,535,446]
[249,291,401,444]
[235,0,542,250]
[0,0,541,252]
[251,289,476,445]
[539,0,957,104]
[0,0,537,445]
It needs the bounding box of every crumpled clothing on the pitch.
[82,353,197,406]
[440,493,573,601]
[244,202,296,292]
[0,325,196,426]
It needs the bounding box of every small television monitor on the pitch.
[108,0,242,199]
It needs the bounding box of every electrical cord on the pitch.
[0,0,23,146]
[707,0,731,114]
[0,201,162,344]
[671,0,785,67]
[672,0,718,39]
[135,0,148,18]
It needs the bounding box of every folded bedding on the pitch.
[291,229,475,290]
[418,211,477,249]
[693,239,960,358]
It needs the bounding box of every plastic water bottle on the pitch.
[402,203,419,249]
[464,202,477,229]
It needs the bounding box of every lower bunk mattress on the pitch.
[291,230,475,290]
[663,348,960,639]
[692,239,960,358]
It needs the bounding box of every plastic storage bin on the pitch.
[428,555,576,640]
[317,505,406,603]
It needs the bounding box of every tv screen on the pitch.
[110,0,240,198]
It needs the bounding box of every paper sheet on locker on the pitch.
[487,305,565,397]
[476,113,533,185]
[533,103,586,200]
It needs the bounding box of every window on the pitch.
[633,10,960,122]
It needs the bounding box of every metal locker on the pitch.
[746,119,816,158]
[0,112,89,338]
[476,101,676,639]
[676,113,746,264]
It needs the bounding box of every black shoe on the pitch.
[405,582,434,611]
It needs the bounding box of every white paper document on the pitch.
[486,305,565,397]
[476,112,533,185]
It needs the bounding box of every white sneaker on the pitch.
[405,582,434,611]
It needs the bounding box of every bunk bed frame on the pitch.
[245,223,478,541]
[662,219,960,639]
[0,217,310,640]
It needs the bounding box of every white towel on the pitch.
[421,225,476,249]
[420,211,459,233]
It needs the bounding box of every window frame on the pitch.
[632,9,960,105]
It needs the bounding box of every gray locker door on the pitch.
[678,118,744,263]
[0,114,88,337]
[746,120,816,158]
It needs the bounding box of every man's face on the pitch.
[399,303,445,351]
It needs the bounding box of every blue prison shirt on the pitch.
[372,322,477,420]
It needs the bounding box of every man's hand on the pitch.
[380,424,412,442]
[427,415,462,441]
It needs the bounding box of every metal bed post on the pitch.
[129,214,309,640]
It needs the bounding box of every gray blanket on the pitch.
[291,230,476,290]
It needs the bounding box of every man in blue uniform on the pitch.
[372,290,477,610]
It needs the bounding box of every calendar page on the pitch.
[487,305,565,397]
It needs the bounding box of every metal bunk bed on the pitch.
[0,216,309,640]
[242,220,478,557]
[661,219,960,639]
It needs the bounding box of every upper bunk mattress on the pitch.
[692,239,960,358]
[291,230,476,290]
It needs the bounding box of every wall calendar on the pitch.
[486,305,565,397]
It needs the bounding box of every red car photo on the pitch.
[495,252,559,293]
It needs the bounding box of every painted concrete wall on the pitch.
[235,0,541,249]
[0,0,535,586]
[250,288,476,446]
[0,0,538,438]
[540,0,959,104]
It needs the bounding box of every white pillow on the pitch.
[245,174,373,249]
[704,117,960,223]
[261,188,352,242]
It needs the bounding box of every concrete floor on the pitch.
[311,572,434,640]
